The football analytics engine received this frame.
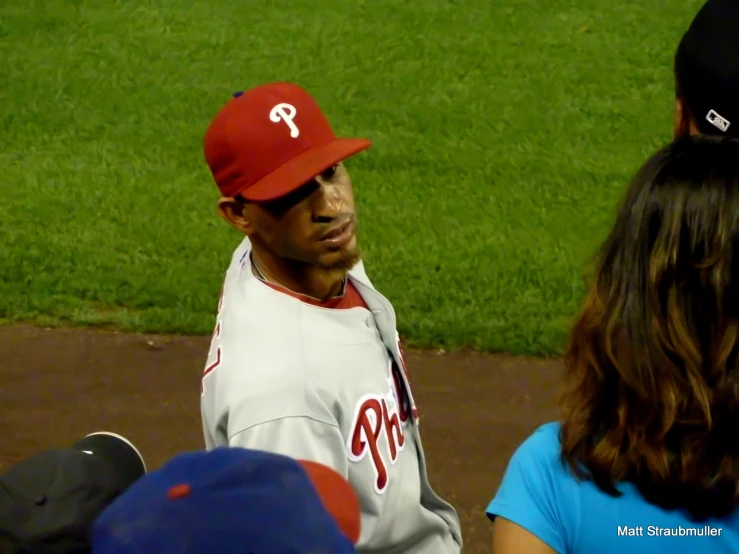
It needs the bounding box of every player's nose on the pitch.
[311,183,349,222]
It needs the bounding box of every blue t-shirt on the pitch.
[486,422,739,553]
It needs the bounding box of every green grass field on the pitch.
[0,0,706,355]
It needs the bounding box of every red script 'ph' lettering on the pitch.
[347,391,407,494]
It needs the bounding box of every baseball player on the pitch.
[199,82,463,554]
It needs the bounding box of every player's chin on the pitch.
[316,239,360,270]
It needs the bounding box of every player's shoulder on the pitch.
[217,316,305,375]
[348,260,372,286]
[219,251,302,327]
[228,236,252,269]
[211,332,335,429]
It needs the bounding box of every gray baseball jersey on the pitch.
[201,237,463,553]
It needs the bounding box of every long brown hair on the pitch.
[560,135,739,521]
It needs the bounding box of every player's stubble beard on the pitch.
[310,234,361,297]
[321,249,360,292]
[251,231,360,301]
[322,238,361,271]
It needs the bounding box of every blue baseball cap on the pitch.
[90,447,360,554]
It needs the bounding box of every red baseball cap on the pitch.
[203,82,372,202]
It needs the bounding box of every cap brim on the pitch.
[297,459,361,545]
[239,138,371,202]
[71,432,147,489]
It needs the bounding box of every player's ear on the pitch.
[217,196,255,235]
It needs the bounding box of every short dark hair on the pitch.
[561,135,739,521]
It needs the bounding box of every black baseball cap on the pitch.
[674,0,739,138]
[0,432,146,554]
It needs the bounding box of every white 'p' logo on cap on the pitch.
[269,103,299,138]
[706,109,731,133]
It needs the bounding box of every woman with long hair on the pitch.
[486,135,739,553]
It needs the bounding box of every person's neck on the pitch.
[251,248,347,301]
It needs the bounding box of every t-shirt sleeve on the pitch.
[229,417,349,477]
[485,423,571,554]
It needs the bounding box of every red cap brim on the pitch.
[298,459,361,545]
[238,138,371,202]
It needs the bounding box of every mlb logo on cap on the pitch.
[706,109,731,133]
[203,82,371,202]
